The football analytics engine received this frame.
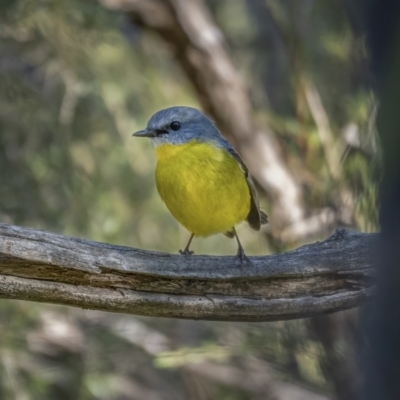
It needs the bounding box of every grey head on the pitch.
[132,106,225,147]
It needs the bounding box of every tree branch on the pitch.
[0,223,375,321]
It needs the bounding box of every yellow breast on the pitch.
[155,140,250,237]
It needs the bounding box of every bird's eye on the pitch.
[170,121,181,131]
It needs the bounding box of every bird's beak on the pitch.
[132,129,156,138]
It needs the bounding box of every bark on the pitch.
[0,223,375,321]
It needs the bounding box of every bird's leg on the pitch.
[233,228,251,265]
[179,233,195,255]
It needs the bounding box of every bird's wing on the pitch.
[223,142,268,231]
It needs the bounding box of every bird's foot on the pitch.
[235,246,252,265]
[179,249,195,256]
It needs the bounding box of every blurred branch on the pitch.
[100,0,305,235]
[302,77,343,181]
[279,208,337,244]
[302,77,356,226]
[0,223,374,321]
[59,69,86,126]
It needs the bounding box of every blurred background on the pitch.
[0,0,379,399]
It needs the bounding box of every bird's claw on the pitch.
[179,249,194,256]
[235,247,252,265]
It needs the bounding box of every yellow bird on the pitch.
[133,106,267,262]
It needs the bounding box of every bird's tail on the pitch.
[260,210,268,225]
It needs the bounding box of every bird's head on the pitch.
[132,106,221,146]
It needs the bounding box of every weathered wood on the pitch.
[0,223,375,321]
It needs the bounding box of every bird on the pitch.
[132,106,268,263]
